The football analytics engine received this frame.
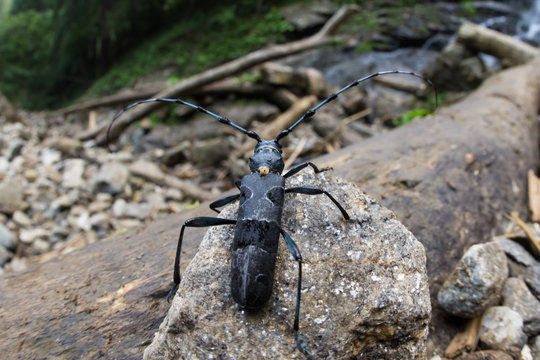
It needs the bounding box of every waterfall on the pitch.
[516,0,540,45]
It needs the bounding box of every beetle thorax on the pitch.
[249,139,284,175]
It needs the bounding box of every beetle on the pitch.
[107,69,436,358]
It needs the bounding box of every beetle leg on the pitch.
[283,162,332,179]
[167,217,236,302]
[285,186,369,222]
[209,193,240,213]
[281,229,314,360]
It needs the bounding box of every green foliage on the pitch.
[1,0,294,109]
[0,9,55,107]
[85,6,293,99]
[391,108,430,127]
[460,0,476,17]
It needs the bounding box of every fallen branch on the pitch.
[457,22,540,66]
[56,87,164,116]
[95,4,358,146]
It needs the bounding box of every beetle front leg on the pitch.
[283,162,332,179]
[167,217,236,302]
[285,186,369,223]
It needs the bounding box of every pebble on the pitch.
[438,241,508,318]
[502,277,540,336]
[62,159,86,188]
[479,306,526,350]
[0,223,17,250]
[19,228,50,244]
[90,162,129,195]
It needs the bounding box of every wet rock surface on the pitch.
[144,171,431,359]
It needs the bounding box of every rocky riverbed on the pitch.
[1,1,540,359]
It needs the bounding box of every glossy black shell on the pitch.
[231,172,285,308]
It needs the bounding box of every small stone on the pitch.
[124,202,153,220]
[502,277,540,336]
[19,228,50,244]
[44,136,82,155]
[90,162,129,195]
[44,165,62,183]
[479,306,526,350]
[438,241,509,318]
[495,238,536,267]
[508,259,540,299]
[145,192,167,211]
[112,198,127,217]
[531,335,540,360]
[165,188,183,201]
[77,212,91,231]
[40,148,61,166]
[129,160,165,184]
[454,350,512,360]
[111,218,143,231]
[62,159,86,188]
[0,222,17,250]
[12,210,32,227]
[23,168,39,182]
[49,194,74,215]
[89,213,110,232]
[88,194,112,213]
[7,139,25,161]
[521,345,533,360]
[0,178,25,214]
[32,238,51,254]
[0,246,13,267]
[8,257,27,272]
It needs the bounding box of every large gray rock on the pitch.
[438,241,508,318]
[144,171,430,359]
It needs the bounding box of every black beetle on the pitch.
[107,69,435,358]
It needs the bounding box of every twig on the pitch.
[444,316,481,358]
[509,211,540,258]
[284,137,308,170]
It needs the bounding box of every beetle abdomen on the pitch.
[231,219,280,308]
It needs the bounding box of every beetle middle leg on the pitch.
[285,187,369,222]
[167,217,236,302]
[209,193,240,213]
[281,229,314,360]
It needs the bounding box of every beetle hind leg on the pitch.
[281,229,314,359]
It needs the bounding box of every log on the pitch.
[317,58,540,354]
[0,60,538,358]
[457,22,540,66]
[95,5,358,146]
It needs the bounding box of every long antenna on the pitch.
[276,70,437,142]
[106,98,260,151]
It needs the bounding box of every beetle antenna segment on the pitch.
[106,98,261,151]
[276,70,437,142]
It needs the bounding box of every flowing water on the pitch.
[516,0,540,45]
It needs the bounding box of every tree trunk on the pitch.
[0,59,538,358]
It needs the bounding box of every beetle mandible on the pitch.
[107,69,436,358]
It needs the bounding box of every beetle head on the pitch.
[249,139,284,175]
